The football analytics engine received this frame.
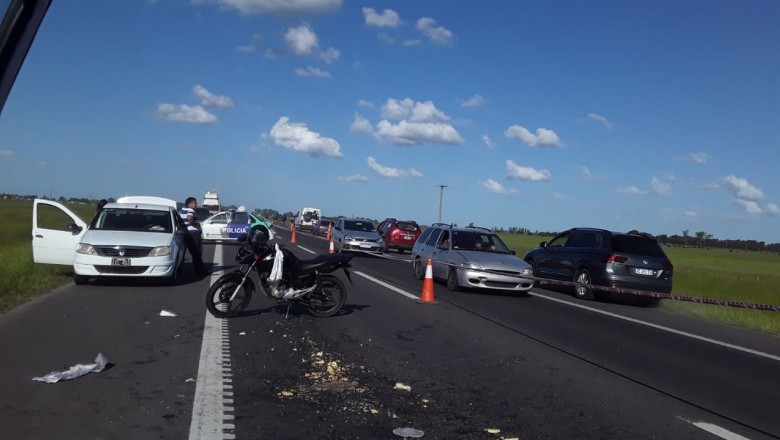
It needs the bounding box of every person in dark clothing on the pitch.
[96,199,108,212]
[180,197,210,275]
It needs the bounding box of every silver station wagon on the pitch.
[411,223,534,293]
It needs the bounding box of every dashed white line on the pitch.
[678,418,752,440]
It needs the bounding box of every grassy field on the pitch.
[2,199,779,335]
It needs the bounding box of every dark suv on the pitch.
[377,218,421,254]
[523,227,673,304]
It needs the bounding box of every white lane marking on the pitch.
[295,245,316,254]
[529,291,780,363]
[190,244,234,440]
[678,418,752,440]
[354,271,421,300]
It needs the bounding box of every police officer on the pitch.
[180,197,210,275]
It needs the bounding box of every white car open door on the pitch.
[32,199,88,265]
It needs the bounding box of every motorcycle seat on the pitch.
[298,253,353,274]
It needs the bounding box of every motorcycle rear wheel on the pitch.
[305,274,347,317]
[206,278,253,318]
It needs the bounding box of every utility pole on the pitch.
[437,184,447,223]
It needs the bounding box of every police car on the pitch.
[200,207,273,241]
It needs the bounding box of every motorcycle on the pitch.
[205,229,353,319]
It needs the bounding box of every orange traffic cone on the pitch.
[326,224,332,240]
[329,238,335,254]
[291,226,297,243]
[418,259,437,304]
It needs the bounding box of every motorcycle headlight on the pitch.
[76,243,96,255]
[461,262,482,270]
[150,246,171,256]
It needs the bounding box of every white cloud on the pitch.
[735,199,762,215]
[236,44,257,52]
[617,186,647,195]
[295,66,331,77]
[766,203,780,216]
[195,0,342,15]
[374,120,462,146]
[337,174,369,182]
[480,178,516,194]
[362,7,400,28]
[285,24,318,55]
[357,99,374,108]
[481,134,496,149]
[684,211,698,220]
[723,175,763,201]
[650,176,672,196]
[403,39,422,46]
[350,113,373,134]
[380,98,450,123]
[505,160,551,182]
[587,112,613,129]
[269,116,342,158]
[504,124,563,147]
[0,150,14,156]
[193,85,234,109]
[367,156,423,178]
[579,166,606,182]
[416,17,453,44]
[552,192,569,200]
[461,94,486,108]
[155,103,217,124]
[319,47,340,64]
[689,152,712,164]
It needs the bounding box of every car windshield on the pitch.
[396,222,419,232]
[345,221,374,232]
[91,208,172,233]
[611,235,667,258]
[451,231,511,253]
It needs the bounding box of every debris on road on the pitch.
[394,382,412,392]
[159,310,177,317]
[32,353,108,384]
[393,427,424,438]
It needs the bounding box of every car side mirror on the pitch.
[67,223,83,233]
[510,250,516,255]
[539,241,547,248]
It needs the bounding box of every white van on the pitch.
[294,207,321,233]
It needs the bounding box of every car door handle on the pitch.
[35,234,44,238]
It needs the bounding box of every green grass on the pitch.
[2,200,779,335]
[0,199,96,312]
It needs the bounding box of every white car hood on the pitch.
[82,230,174,247]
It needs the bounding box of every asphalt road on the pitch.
[1,228,778,440]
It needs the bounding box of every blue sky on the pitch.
[1,0,779,242]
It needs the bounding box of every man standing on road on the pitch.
[180,197,210,275]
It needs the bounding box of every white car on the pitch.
[200,209,274,241]
[32,196,187,285]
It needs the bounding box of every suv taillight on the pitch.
[391,229,400,237]
[604,255,628,263]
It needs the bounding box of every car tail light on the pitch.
[391,229,400,237]
[604,255,628,263]
[662,261,674,271]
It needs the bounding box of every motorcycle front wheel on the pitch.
[206,278,254,318]
[305,274,347,317]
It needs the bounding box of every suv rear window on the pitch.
[611,235,666,257]
[396,222,419,232]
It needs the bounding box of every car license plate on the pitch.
[403,235,414,240]
[360,243,372,249]
[112,258,131,266]
[635,268,653,276]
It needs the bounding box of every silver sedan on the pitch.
[332,218,384,254]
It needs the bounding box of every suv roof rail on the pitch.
[463,226,491,232]
[430,222,452,227]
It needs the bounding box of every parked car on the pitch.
[523,227,673,304]
[411,223,534,293]
[32,196,187,285]
[377,218,421,254]
[200,209,274,241]
[332,218,384,254]
[313,219,335,236]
